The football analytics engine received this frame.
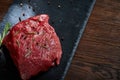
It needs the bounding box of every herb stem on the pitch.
[0,23,11,46]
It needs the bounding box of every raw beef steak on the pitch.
[3,14,62,80]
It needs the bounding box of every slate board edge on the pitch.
[61,0,96,80]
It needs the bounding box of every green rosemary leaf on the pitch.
[0,23,11,46]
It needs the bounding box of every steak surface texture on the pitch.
[3,14,62,80]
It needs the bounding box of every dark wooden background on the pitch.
[0,0,13,21]
[65,0,120,80]
[0,0,120,80]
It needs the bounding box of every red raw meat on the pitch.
[3,14,62,80]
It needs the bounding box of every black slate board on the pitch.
[0,0,96,80]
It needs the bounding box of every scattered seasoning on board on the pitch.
[29,6,31,9]
[19,3,23,7]
[23,13,25,16]
[51,21,54,24]
[47,1,50,5]
[19,17,21,22]
[61,36,64,41]
[70,0,73,4]
[28,0,31,3]
[58,4,61,8]
[33,8,35,12]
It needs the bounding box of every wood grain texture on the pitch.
[65,0,120,80]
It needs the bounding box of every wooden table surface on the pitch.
[65,0,120,80]
[0,0,120,80]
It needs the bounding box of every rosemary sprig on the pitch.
[0,23,11,46]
